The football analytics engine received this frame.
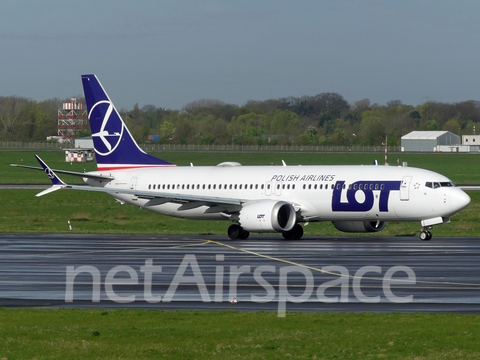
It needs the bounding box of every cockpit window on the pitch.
[440,182,454,187]
[426,181,455,189]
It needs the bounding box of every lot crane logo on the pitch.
[89,100,124,156]
[45,167,55,180]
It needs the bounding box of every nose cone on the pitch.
[451,189,471,213]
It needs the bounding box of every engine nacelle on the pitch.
[238,200,296,233]
[332,220,386,233]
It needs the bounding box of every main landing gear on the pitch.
[227,224,304,240]
[228,224,250,240]
[419,229,432,241]
[282,224,304,240]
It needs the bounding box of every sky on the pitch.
[1,0,480,110]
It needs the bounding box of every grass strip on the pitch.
[1,309,480,359]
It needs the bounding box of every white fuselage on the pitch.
[84,164,470,223]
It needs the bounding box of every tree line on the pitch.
[1,93,479,146]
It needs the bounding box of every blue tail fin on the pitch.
[81,74,174,171]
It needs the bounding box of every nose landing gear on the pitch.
[419,229,432,241]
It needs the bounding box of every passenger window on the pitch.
[353,184,357,190]
[375,184,379,190]
[250,184,253,189]
[331,184,334,189]
[172,185,175,189]
[287,184,290,189]
[255,184,258,189]
[213,184,216,189]
[187,185,190,189]
[153,184,156,189]
[380,184,384,190]
[230,184,233,189]
[182,185,185,189]
[308,184,312,189]
[167,184,170,189]
[262,184,265,189]
[267,184,270,189]
[320,184,323,189]
[239,184,242,189]
[314,184,317,189]
[277,184,280,189]
[282,184,285,189]
[359,184,363,190]
[303,184,306,189]
[148,184,151,189]
[292,184,295,189]
[235,184,237,189]
[162,185,165,189]
[203,185,205,189]
[197,184,200,189]
[369,184,373,190]
[336,184,341,190]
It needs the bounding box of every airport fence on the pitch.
[0,141,402,153]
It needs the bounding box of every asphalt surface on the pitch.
[1,233,480,313]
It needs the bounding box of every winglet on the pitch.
[34,155,66,196]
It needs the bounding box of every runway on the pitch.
[1,233,480,313]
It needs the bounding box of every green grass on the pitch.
[1,150,480,236]
[1,309,479,359]
[2,150,480,184]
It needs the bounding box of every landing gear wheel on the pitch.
[228,224,242,240]
[282,224,304,240]
[420,230,432,241]
[228,225,249,240]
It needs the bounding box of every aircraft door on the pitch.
[400,176,412,201]
[129,177,138,201]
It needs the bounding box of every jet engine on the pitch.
[332,220,386,233]
[238,200,296,233]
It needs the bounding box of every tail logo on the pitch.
[45,168,55,179]
[90,100,124,156]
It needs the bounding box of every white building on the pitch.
[401,131,461,152]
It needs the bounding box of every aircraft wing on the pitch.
[64,184,242,206]
[11,163,114,181]
[32,155,241,208]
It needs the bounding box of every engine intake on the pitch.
[332,220,386,233]
[238,200,296,233]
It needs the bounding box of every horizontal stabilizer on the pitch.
[36,185,66,197]
[11,163,114,181]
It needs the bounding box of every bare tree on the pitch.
[0,96,27,139]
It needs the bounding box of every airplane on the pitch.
[13,74,471,241]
